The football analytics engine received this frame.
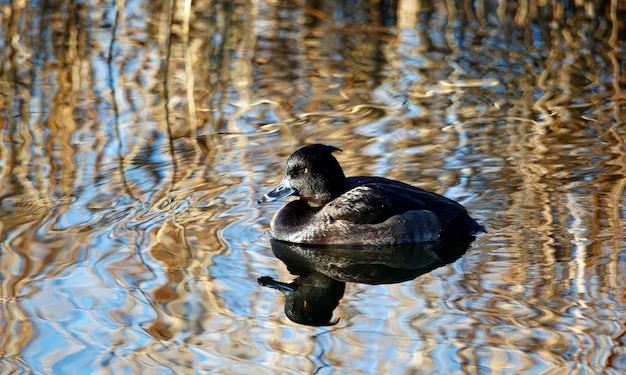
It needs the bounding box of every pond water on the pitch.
[1,0,625,373]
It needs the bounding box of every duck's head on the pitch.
[258,144,345,207]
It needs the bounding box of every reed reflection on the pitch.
[259,237,473,326]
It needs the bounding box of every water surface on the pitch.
[1,0,625,373]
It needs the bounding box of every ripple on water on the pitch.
[1,1,625,373]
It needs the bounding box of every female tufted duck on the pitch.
[258,144,485,245]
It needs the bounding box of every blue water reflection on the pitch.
[1,0,625,373]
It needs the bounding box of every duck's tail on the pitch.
[440,214,486,239]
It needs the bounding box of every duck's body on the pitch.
[259,145,485,245]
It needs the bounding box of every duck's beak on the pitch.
[258,276,296,293]
[258,176,296,203]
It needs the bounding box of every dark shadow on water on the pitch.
[258,237,474,326]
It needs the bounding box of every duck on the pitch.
[258,144,485,245]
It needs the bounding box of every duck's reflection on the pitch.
[259,237,474,326]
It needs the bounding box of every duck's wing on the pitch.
[326,176,484,235]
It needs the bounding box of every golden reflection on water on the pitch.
[1,0,625,373]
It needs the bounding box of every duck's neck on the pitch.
[274,200,320,227]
